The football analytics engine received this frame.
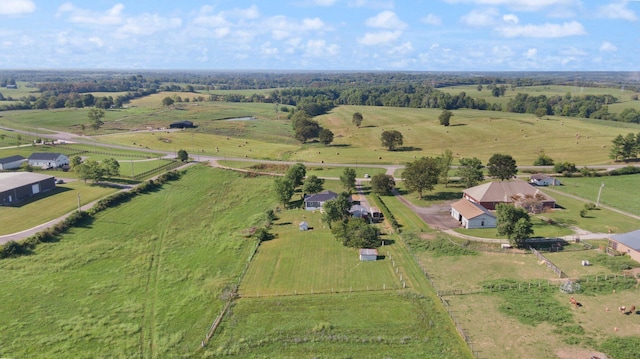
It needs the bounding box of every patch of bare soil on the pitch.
[556,347,607,359]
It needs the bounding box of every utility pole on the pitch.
[596,182,604,207]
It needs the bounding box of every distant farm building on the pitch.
[450,198,496,229]
[529,173,561,186]
[0,172,56,205]
[169,120,195,129]
[359,248,378,261]
[463,180,556,211]
[304,190,338,211]
[609,229,640,264]
[0,155,26,170]
[27,153,69,169]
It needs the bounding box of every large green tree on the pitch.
[487,153,517,180]
[286,163,306,187]
[380,130,403,151]
[402,157,441,199]
[339,167,357,193]
[332,218,380,248]
[496,203,533,248]
[318,128,334,145]
[321,192,352,228]
[303,175,324,194]
[458,157,484,188]
[352,112,364,127]
[177,149,189,162]
[439,110,453,126]
[370,173,395,195]
[273,177,295,208]
[88,107,105,131]
[101,158,120,179]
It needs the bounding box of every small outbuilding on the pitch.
[169,120,195,129]
[359,248,378,261]
[0,172,56,205]
[299,221,309,231]
[28,153,69,169]
[529,173,561,186]
[609,229,640,264]
[450,199,496,229]
[0,155,26,170]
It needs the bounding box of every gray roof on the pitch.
[451,199,495,219]
[611,229,640,250]
[28,153,65,161]
[0,155,25,164]
[464,180,555,204]
[0,172,55,192]
[304,190,338,203]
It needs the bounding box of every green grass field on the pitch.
[0,166,274,357]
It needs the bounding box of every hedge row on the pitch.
[0,170,183,260]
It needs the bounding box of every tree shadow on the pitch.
[8,186,73,208]
[395,146,422,152]
[449,123,467,127]
[359,125,377,129]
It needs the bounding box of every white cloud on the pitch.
[268,16,328,40]
[560,46,587,56]
[492,45,514,58]
[365,11,407,29]
[390,41,413,55]
[261,42,279,55]
[600,41,618,52]
[0,0,35,15]
[445,0,578,12]
[598,2,637,21]
[422,14,442,26]
[58,3,125,26]
[496,21,586,38]
[525,48,537,58]
[348,0,395,9]
[304,39,339,57]
[358,30,402,46]
[88,37,104,47]
[313,0,338,5]
[116,14,182,37]
[461,9,499,27]
[502,14,519,24]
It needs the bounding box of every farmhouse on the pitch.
[608,229,640,263]
[450,198,496,229]
[529,173,561,186]
[0,172,56,205]
[359,248,378,261]
[304,190,338,211]
[0,155,26,170]
[463,180,556,210]
[28,153,69,169]
[169,120,195,129]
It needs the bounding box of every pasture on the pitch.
[0,166,275,357]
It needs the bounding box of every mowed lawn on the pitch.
[240,210,401,296]
[0,166,275,358]
[209,292,470,359]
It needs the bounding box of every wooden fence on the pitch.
[529,246,567,278]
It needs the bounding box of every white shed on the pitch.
[0,155,26,170]
[299,221,309,231]
[451,199,496,229]
[529,173,561,186]
[359,248,378,261]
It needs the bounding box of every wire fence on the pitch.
[530,246,567,278]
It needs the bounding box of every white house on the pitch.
[0,155,26,170]
[28,153,69,169]
[529,173,561,186]
[451,198,497,229]
[304,190,338,211]
[359,248,378,261]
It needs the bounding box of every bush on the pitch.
[579,209,588,218]
[609,166,640,176]
[403,232,477,256]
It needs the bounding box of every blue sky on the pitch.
[0,0,638,71]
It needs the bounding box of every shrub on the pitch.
[609,166,640,176]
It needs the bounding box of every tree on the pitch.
[318,128,334,145]
[286,163,306,187]
[477,84,483,91]
[439,110,453,126]
[332,218,380,248]
[339,167,357,193]
[496,203,533,248]
[273,177,295,207]
[352,112,364,127]
[487,153,517,180]
[303,175,324,194]
[321,192,351,228]
[437,149,453,187]
[458,157,484,188]
[370,173,395,195]
[533,151,554,166]
[402,157,442,199]
[294,118,321,143]
[70,155,83,169]
[380,130,403,151]
[162,96,174,107]
[553,161,577,174]
[177,149,189,162]
[101,158,120,179]
[88,107,105,130]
